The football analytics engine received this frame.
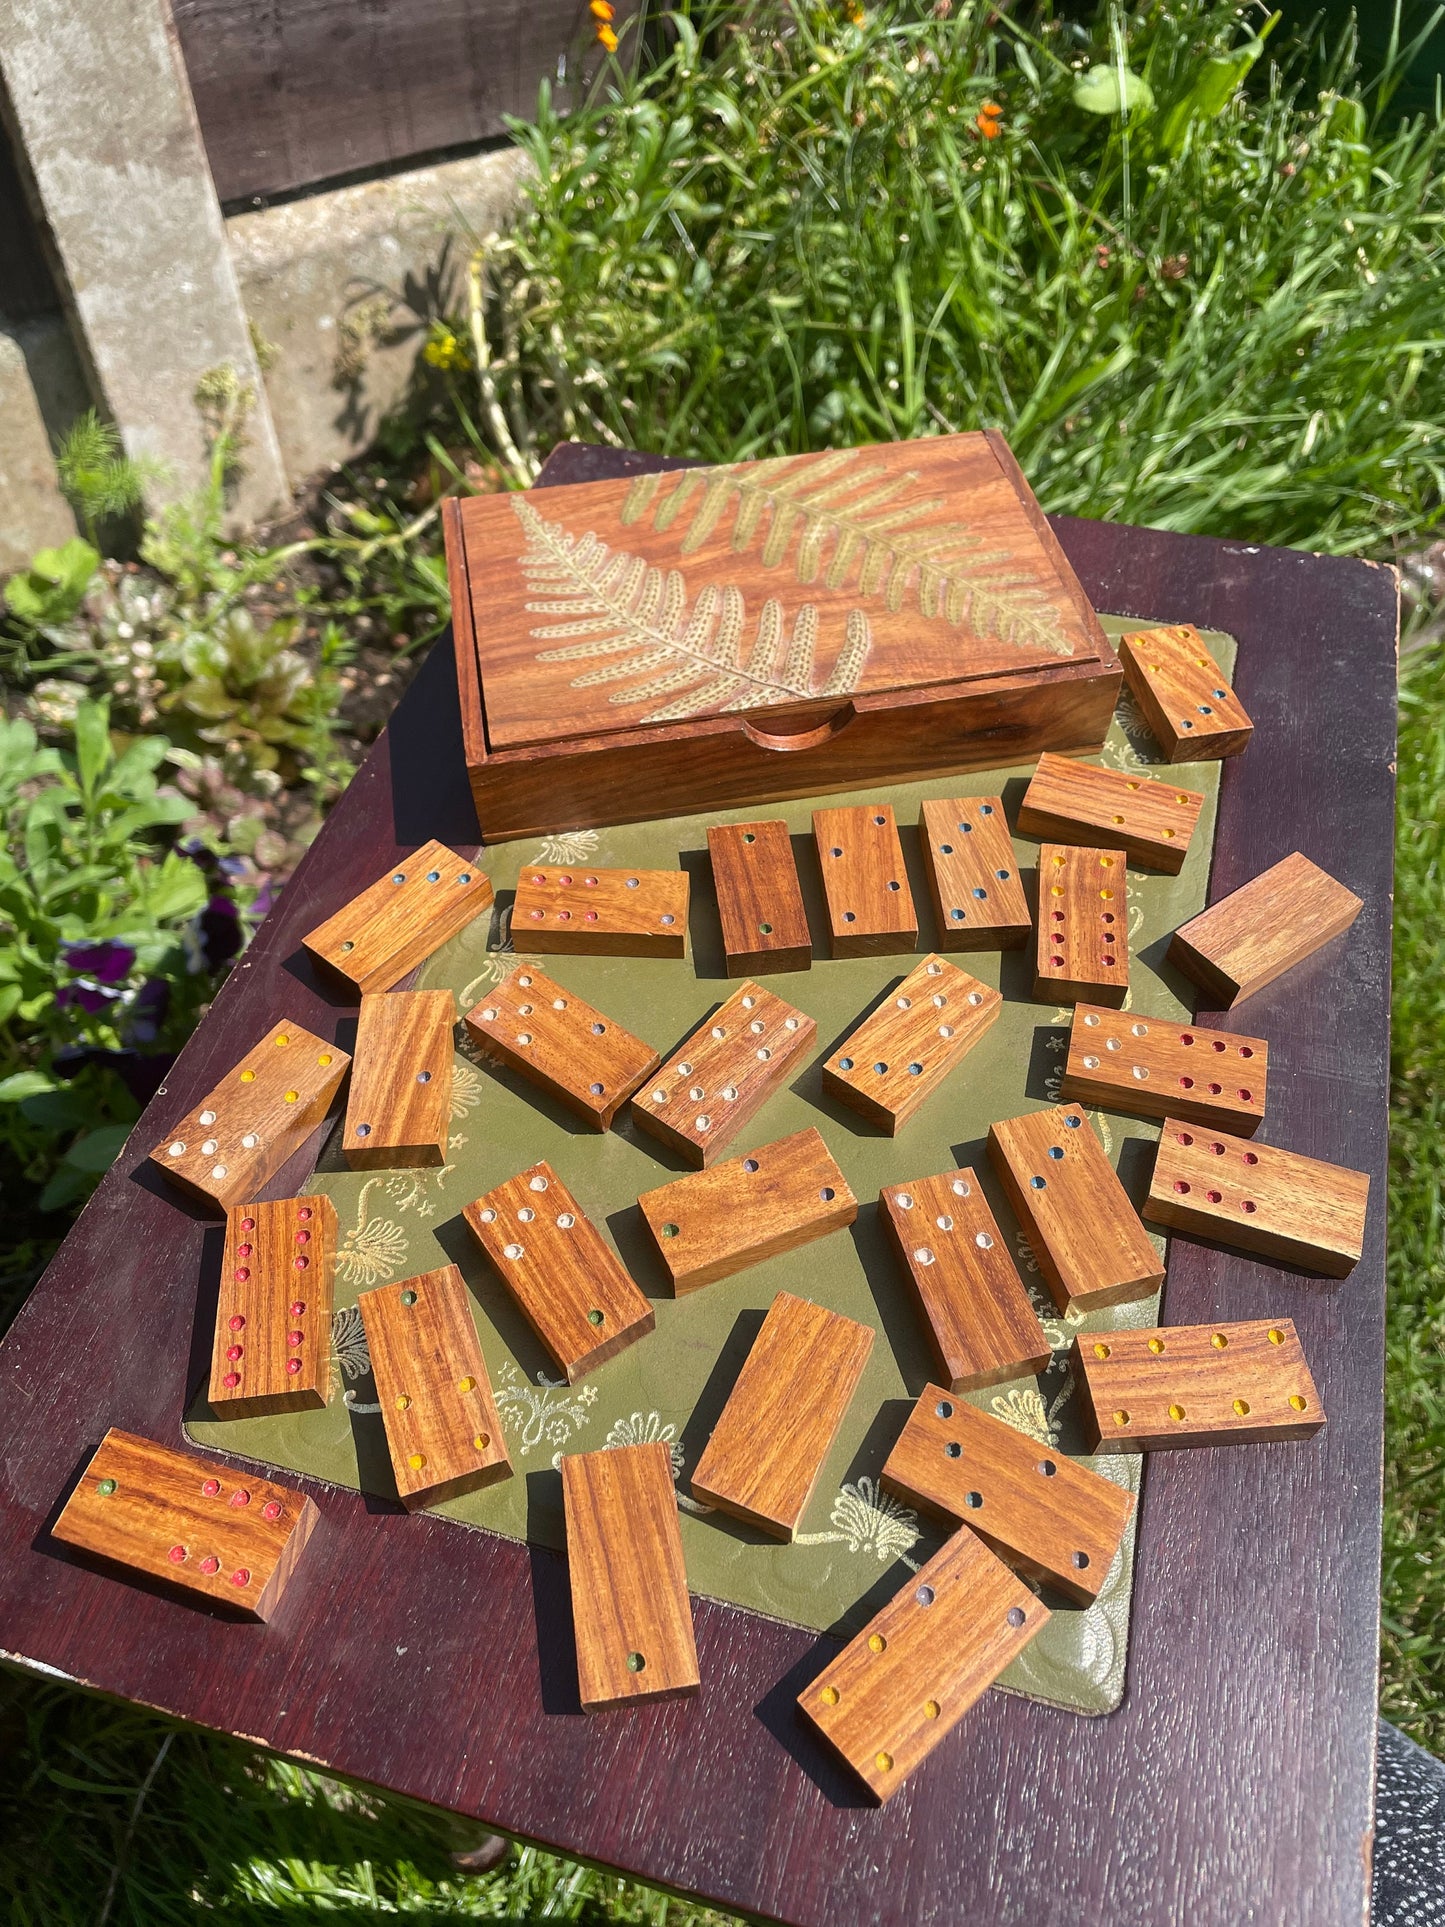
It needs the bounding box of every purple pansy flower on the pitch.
[60,939,136,984]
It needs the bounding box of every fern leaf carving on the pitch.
[513,497,872,723]
[621,450,1068,652]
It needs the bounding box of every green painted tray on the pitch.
[188,620,1233,1717]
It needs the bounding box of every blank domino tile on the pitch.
[636,1127,857,1294]
[880,1387,1134,1605]
[150,1019,350,1211]
[1062,1003,1267,1135]
[1118,622,1254,762]
[878,1170,1050,1391]
[1018,753,1203,874]
[1167,851,1363,1007]
[797,1527,1048,1804]
[208,1194,337,1417]
[463,1161,654,1382]
[812,805,919,958]
[1071,1317,1324,1451]
[512,866,689,958]
[690,1291,873,1538]
[51,1428,318,1620]
[303,840,491,994]
[464,965,660,1130]
[1145,1119,1369,1276]
[822,955,1001,1133]
[343,989,455,1169]
[919,797,1031,949]
[563,1442,700,1711]
[358,1264,512,1508]
[1033,843,1128,1007]
[988,1104,1164,1313]
[707,820,812,975]
[630,981,815,1166]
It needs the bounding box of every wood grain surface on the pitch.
[690,1292,874,1539]
[919,795,1031,949]
[1061,1003,1268,1134]
[50,1428,318,1621]
[797,1528,1048,1805]
[988,1104,1164,1312]
[1019,752,1204,873]
[463,964,660,1130]
[512,866,690,958]
[1071,1319,1324,1452]
[636,1127,857,1293]
[147,1018,350,1211]
[0,443,1397,1927]
[812,804,919,957]
[879,1388,1134,1606]
[1118,623,1253,762]
[358,1265,511,1509]
[1145,1119,1370,1276]
[302,839,492,995]
[462,1162,653,1383]
[343,990,454,1168]
[1033,841,1129,1006]
[562,1442,699,1712]
[629,981,815,1165]
[822,955,1001,1132]
[707,819,813,975]
[878,1170,1050,1391]
[1168,850,1364,1008]
[207,1194,336,1418]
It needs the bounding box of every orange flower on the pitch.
[590,0,614,17]
[975,99,1003,139]
[597,21,619,50]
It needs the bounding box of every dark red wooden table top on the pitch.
[0,443,1398,1927]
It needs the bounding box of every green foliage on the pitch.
[54,409,149,544]
[1,538,99,639]
[160,605,349,782]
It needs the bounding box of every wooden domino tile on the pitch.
[463,965,660,1130]
[878,1170,1050,1391]
[1118,622,1254,763]
[1062,1003,1267,1135]
[563,1441,700,1712]
[880,1387,1134,1605]
[1167,851,1363,1008]
[512,865,689,958]
[208,1194,337,1417]
[1145,1118,1369,1277]
[636,1127,856,1294]
[988,1104,1164,1313]
[149,1019,350,1212]
[1018,752,1204,874]
[303,839,492,994]
[1071,1317,1324,1451]
[707,819,812,975]
[690,1291,873,1539]
[463,1160,654,1382]
[1034,842,1128,1006]
[822,955,1001,1134]
[919,796,1031,949]
[812,804,919,958]
[51,1428,318,1620]
[343,989,455,1169]
[358,1264,512,1508]
[797,1527,1048,1805]
[629,981,815,1166]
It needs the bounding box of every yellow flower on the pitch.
[590,0,614,16]
[423,326,468,372]
[597,21,619,50]
[845,0,866,21]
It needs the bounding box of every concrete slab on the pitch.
[0,319,85,572]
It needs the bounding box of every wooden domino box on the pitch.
[1117,622,1253,762]
[51,1428,318,1620]
[1034,843,1128,1006]
[822,955,1000,1133]
[812,804,918,958]
[464,965,660,1130]
[149,1019,350,1212]
[1145,1119,1369,1276]
[512,865,689,958]
[303,840,492,994]
[919,795,1031,949]
[1071,1317,1324,1451]
[1061,1003,1267,1135]
[1019,753,1203,874]
[707,819,812,975]
[208,1194,337,1417]
[343,989,455,1169]
[1167,851,1363,1007]
[630,981,814,1166]
[690,1291,873,1539]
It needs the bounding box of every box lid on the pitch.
[452,431,1108,751]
